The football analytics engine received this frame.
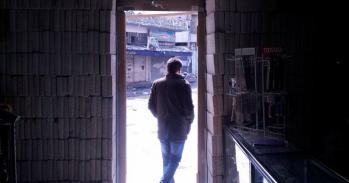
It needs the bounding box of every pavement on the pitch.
[126,87,198,183]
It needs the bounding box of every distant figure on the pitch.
[148,57,194,183]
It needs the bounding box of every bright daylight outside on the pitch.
[125,11,198,183]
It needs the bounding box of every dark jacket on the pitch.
[148,74,194,141]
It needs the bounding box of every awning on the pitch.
[126,49,192,57]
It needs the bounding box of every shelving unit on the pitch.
[0,110,20,183]
[225,47,287,139]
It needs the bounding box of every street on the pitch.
[126,87,198,183]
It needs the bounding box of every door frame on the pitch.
[116,7,206,183]
[116,10,127,183]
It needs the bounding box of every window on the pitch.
[126,32,148,46]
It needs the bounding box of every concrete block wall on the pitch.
[0,0,115,182]
[205,0,309,182]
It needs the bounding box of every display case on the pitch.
[224,128,349,183]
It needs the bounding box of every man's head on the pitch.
[167,57,182,74]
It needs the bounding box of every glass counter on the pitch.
[224,127,349,183]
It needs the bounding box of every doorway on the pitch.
[125,11,198,183]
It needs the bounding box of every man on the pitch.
[148,57,194,183]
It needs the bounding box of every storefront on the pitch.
[126,49,192,84]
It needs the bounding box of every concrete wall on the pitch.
[205,0,309,182]
[0,0,116,182]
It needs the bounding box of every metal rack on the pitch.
[225,48,287,138]
[0,109,20,183]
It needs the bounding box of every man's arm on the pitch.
[184,83,194,123]
[148,82,157,117]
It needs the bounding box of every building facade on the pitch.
[125,13,196,86]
